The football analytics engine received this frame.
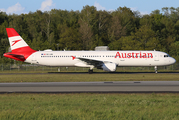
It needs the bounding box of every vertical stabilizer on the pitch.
[6,28,29,52]
[4,28,36,61]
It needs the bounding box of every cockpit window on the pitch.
[164,55,169,57]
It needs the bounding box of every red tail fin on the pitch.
[4,28,36,61]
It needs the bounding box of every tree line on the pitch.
[0,6,179,63]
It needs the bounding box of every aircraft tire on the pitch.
[88,69,93,74]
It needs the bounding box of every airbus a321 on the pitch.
[4,28,176,73]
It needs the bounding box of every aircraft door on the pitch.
[31,53,38,64]
[154,54,159,61]
[32,54,36,61]
[120,57,125,61]
[120,54,125,61]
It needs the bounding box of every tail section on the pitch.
[6,28,29,51]
[4,28,36,62]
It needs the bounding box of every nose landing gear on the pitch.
[154,66,157,73]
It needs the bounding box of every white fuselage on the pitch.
[26,50,176,67]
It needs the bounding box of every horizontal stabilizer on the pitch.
[4,53,25,61]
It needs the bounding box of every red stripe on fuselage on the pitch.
[4,46,37,62]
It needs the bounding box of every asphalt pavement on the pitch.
[0,81,178,93]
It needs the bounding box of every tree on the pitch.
[116,7,136,35]
[78,5,97,50]
[107,15,126,43]
[93,10,111,46]
[121,25,160,50]
[59,26,82,50]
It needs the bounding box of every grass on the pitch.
[0,93,179,119]
[0,73,178,82]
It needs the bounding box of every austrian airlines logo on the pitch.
[12,39,21,46]
[115,52,153,58]
[72,56,76,60]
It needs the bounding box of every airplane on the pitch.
[4,28,176,73]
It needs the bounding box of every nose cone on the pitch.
[170,57,176,64]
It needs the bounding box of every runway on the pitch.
[0,81,179,93]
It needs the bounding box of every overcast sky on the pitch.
[1,0,179,15]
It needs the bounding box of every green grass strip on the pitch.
[0,73,178,82]
[0,93,179,119]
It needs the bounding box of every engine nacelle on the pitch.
[102,62,116,72]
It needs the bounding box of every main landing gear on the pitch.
[154,66,157,73]
[88,69,93,74]
[88,66,94,74]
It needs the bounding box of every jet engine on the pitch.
[101,62,116,72]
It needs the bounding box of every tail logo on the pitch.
[12,39,21,46]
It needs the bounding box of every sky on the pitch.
[0,0,179,15]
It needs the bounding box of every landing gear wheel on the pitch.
[88,69,93,74]
[154,66,157,74]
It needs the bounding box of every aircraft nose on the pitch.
[170,57,176,64]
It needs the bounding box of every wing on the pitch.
[77,57,105,68]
